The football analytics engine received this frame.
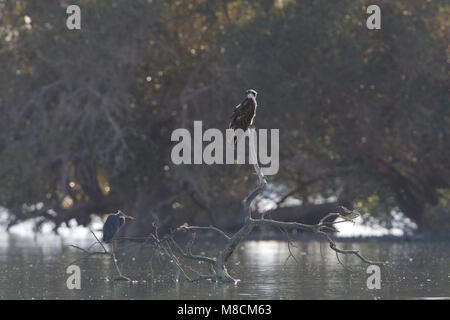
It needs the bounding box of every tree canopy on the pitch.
[0,0,448,234]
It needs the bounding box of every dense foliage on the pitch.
[0,0,448,234]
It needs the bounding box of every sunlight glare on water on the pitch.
[0,235,448,300]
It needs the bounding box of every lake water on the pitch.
[0,235,448,299]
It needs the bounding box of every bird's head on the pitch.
[117,210,135,220]
[246,89,257,99]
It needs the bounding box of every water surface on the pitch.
[0,235,448,299]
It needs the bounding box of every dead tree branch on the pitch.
[69,134,385,283]
[162,135,385,283]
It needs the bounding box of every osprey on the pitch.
[228,89,258,144]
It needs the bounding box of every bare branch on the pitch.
[68,131,385,284]
[177,224,231,240]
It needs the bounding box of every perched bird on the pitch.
[102,210,134,243]
[229,89,258,144]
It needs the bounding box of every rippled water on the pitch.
[0,235,448,299]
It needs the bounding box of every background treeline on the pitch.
[0,0,448,236]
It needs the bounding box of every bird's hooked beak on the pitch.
[124,215,135,220]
